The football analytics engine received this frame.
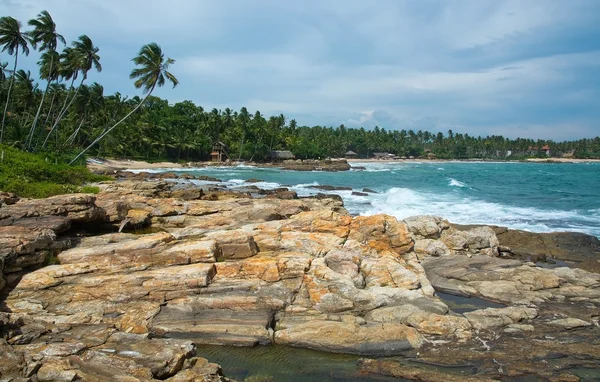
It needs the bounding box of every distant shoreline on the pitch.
[347,158,600,164]
[87,156,600,172]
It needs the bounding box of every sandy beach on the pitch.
[87,158,183,172]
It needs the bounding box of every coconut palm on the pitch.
[237,107,250,161]
[26,10,65,149]
[28,50,60,144]
[0,16,30,143]
[43,35,101,147]
[65,82,104,145]
[70,42,178,164]
[0,61,9,82]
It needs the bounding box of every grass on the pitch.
[0,145,109,198]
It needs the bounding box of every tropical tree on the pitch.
[0,16,30,143]
[237,106,250,160]
[65,82,104,145]
[26,10,65,149]
[43,35,101,147]
[0,61,9,82]
[70,42,178,164]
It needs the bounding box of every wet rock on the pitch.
[358,358,488,382]
[351,191,368,196]
[464,307,538,330]
[549,317,592,329]
[362,188,377,193]
[310,185,353,191]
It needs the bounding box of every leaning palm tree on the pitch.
[65,82,104,145]
[26,10,65,149]
[69,43,178,164]
[43,35,101,147]
[0,16,30,143]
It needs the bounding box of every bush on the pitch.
[0,145,109,198]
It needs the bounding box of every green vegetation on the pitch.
[0,9,599,170]
[0,144,107,198]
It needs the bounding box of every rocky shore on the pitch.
[1,175,599,381]
[90,158,352,173]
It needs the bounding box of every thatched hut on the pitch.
[345,150,358,159]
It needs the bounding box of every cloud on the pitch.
[1,0,599,139]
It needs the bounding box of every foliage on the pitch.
[0,144,107,198]
[0,9,599,168]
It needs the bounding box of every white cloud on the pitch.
[1,0,598,139]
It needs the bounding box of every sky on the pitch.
[1,0,600,140]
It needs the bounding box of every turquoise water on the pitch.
[140,161,600,237]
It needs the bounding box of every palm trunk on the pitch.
[43,76,84,148]
[42,82,59,128]
[69,83,155,165]
[1,51,18,144]
[27,54,55,150]
[237,126,246,161]
[66,117,86,145]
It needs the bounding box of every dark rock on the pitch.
[310,185,352,191]
[194,175,222,182]
[352,192,369,197]
[0,192,19,206]
[171,189,205,200]
[246,178,263,183]
[353,166,367,171]
[306,193,344,203]
[267,190,298,200]
[362,188,378,194]
[453,224,600,273]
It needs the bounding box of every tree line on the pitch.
[1,10,599,164]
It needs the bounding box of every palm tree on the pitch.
[26,10,65,149]
[0,16,30,143]
[43,35,101,147]
[70,42,178,164]
[0,61,9,82]
[65,82,104,145]
[237,107,250,161]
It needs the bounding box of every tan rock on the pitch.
[275,318,424,355]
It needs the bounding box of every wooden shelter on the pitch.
[211,141,230,162]
[345,150,358,158]
[373,152,393,159]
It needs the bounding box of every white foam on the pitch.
[448,178,467,187]
[355,187,599,236]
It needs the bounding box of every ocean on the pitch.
[141,161,600,238]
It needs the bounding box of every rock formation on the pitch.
[0,180,599,380]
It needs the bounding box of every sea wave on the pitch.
[352,187,600,236]
[448,178,467,188]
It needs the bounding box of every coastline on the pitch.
[1,174,599,381]
[87,158,183,172]
[347,157,600,163]
[87,157,600,172]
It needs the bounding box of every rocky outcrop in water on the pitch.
[1,181,599,380]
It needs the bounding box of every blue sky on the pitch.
[2,0,600,140]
